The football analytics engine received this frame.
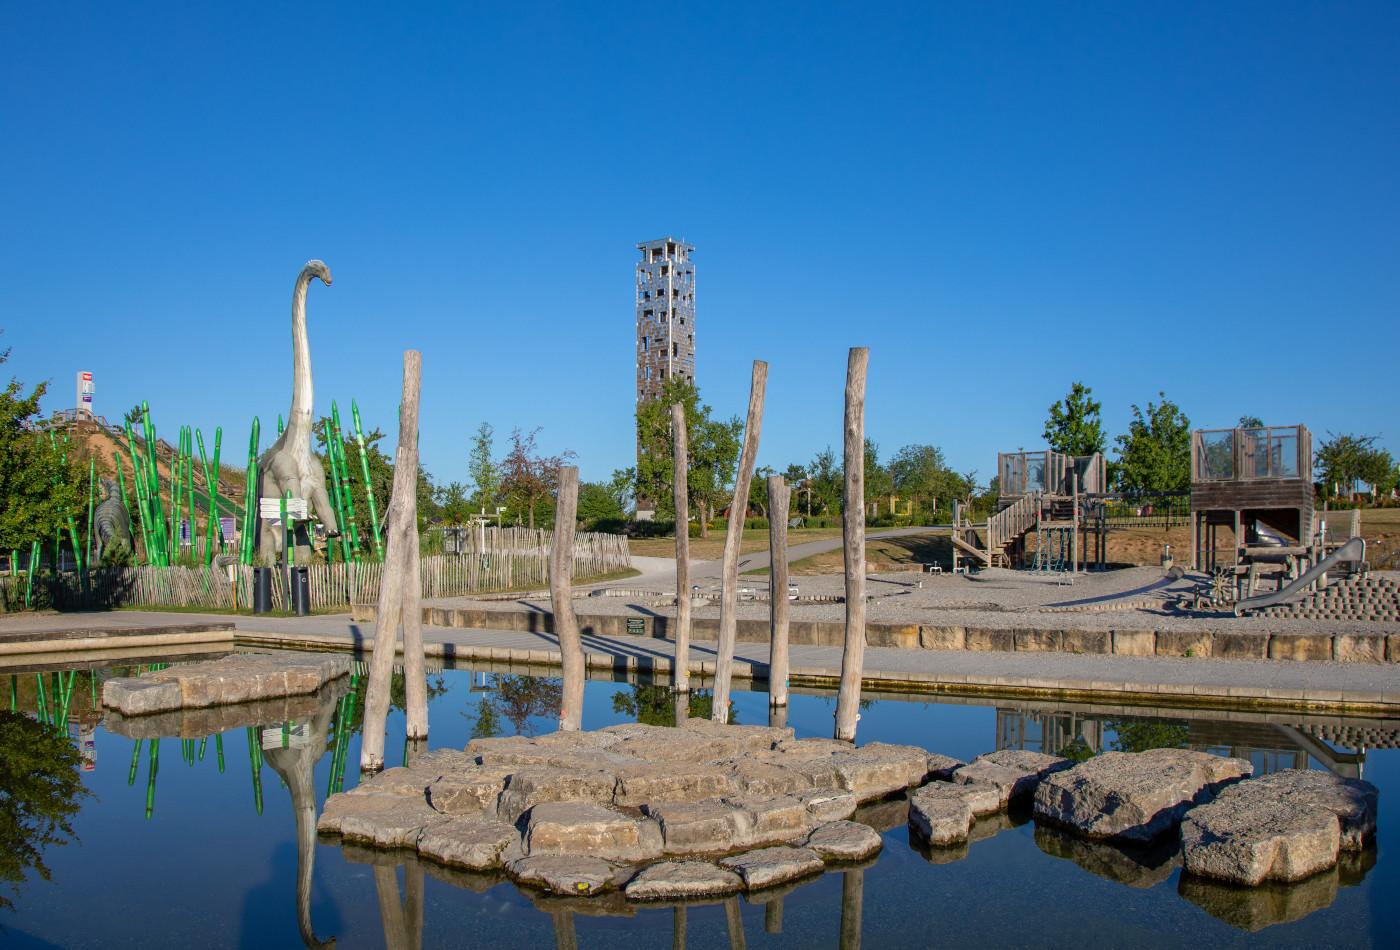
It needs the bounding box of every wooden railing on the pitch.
[988,492,1039,553]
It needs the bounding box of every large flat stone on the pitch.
[722,759,814,797]
[799,787,857,822]
[645,800,745,855]
[908,781,1003,846]
[1033,749,1252,842]
[417,816,518,870]
[612,762,736,807]
[324,794,451,848]
[953,750,1071,806]
[497,767,619,822]
[506,854,620,896]
[427,767,514,815]
[103,651,349,715]
[525,802,662,862]
[718,846,825,890]
[726,795,812,847]
[804,820,883,861]
[623,861,743,901]
[1181,769,1379,885]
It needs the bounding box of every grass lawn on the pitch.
[628,527,841,561]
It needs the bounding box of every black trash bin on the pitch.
[289,566,311,616]
[252,567,273,614]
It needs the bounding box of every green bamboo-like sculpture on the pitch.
[146,739,159,819]
[351,401,383,561]
[330,402,362,560]
[240,418,261,566]
[85,459,96,569]
[128,738,143,785]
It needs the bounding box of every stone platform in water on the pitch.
[318,719,911,898]
[102,651,351,715]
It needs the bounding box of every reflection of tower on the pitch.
[79,724,97,771]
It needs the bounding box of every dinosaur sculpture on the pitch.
[257,260,341,564]
[94,479,133,566]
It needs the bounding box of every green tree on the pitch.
[635,378,743,538]
[1044,382,1106,456]
[605,468,635,516]
[0,344,81,554]
[0,710,90,912]
[1238,415,1264,429]
[1316,432,1395,498]
[434,481,473,525]
[578,481,623,528]
[747,465,776,520]
[499,427,574,529]
[888,443,966,515]
[611,684,726,726]
[468,422,500,513]
[1108,717,1189,753]
[863,439,893,508]
[1113,393,1191,494]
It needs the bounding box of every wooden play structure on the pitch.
[951,450,1108,573]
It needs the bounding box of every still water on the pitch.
[3,655,1396,948]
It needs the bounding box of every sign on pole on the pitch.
[259,497,309,521]
[76,371,94,417]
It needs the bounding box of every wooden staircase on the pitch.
[953,492,1041,568]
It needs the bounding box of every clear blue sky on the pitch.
[3,2,1397,488]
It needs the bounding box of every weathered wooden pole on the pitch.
[712,360,768,723]
[834,347,868,742]
[839,866,865,950]
[724,895,748,950]
[360,350,426,771]
[671,402,692,693]
[551,465,585,731]
[766,474,790,707]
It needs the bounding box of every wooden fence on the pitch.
[2,528,630,613]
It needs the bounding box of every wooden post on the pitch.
[671,402,692,693]
[1189,511,1199,571]
[360,350,425,771]
[711,360,768,723]
[1070,471,1079,575]
[834,347,868,743]
[552,465,584,731]
[767,474,790,707]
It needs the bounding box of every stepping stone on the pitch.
[719,846,825,890]
[799,787,857,822]
[525,801,663,863]
[1181,769,1378,885]
[427,767,514,815]
[612,761,736,807]
[1033,748,1252,842]
[725,795,812,847]
[908,781,1002,846]
[645,800,745,855]
[804,820,883,861]
[323,795,450,848]
[624,861,743,901]
[497,767,620,822]
[927,753,965,781]
[507,854,620,896]
[829,743,933,800]
[103,651,350,714]
[722,759,814,797]
[953,750,1071,806]
[417,816,518,870]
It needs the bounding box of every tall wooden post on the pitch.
[767,474,790,707]
[1070,471,1079,575]
[361,350,426,770]
[834,347,868,742]
[552,465,585,731]
[671,402,692,693]
[712,360,768,723]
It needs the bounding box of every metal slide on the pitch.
[1234,536,1366,615]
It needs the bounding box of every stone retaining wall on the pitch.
[347,604,1400,665]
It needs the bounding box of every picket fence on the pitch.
[5,528,630,612]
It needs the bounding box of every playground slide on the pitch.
[1234,537,1366,615]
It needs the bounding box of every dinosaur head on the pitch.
[303,260,333,287]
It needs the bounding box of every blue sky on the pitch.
[3,2,1397,488]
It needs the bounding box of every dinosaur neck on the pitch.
[288,271,314,438]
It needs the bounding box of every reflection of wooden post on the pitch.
[764,896,784,933]
[768,702,788,729]
[839,867,864,950]
[372,858,423,950]
[551,910,578,950]
[835,347,868,742]
[672,402,692,693]
[712,360,768,723]
[362,350,426,770]
[552,465,584,731]
[672,906,687,950]
[724,895,748,950]
[767,475,790,707]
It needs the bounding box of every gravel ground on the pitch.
[429,566,1400,635]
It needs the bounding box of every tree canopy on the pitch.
[0,343,81,553]
[1113,392,1191,493]
[1316,432,1397,497]
[1044,382,1106,456]
[635,378,742,536]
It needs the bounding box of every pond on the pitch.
[3,654,1397,948]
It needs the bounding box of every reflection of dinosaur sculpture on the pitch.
[94,479,133,565]
[257,261,340,564]
[262,691,339,950]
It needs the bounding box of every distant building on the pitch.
[636,237,696,404]
[635,237,696,519]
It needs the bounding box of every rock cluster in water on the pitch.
[103,651,351,715]
[318,719,907,899]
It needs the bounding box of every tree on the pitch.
[434,481,473,525]
[578,481,623,528]
[888,443,965,514]
[1316,432,1396,498]
[468,422,500,513]
[605,468,635,516]
[806,447,842,516]
[1238,415,1264,429]
[0,343,81,554]
[1113,393,1191,494]
[635,378,743,538]
[863,439,893,507]
[499,427,574,529]
[1044,382,1106,456]
[0,710,89,911]
[747,465,776,520]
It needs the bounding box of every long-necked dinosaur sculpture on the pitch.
[257,260,341,564]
